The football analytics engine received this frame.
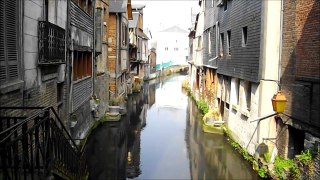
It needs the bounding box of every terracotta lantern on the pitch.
[271,91,287,113]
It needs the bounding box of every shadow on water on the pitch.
[86,74,260,180]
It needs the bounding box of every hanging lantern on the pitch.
[271,91,287,113]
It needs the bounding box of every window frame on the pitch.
[0,0,21,85]
[208,30,212,54]
[74,0,93,16]
[219,33,224,57]
[73,51,92,81]
[223,0,227,11]
[246,82,251,110]
[197,36,202,50]
[242,26,248,47]
[227,30,231,56]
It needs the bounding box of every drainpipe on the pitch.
[278,0,284,90]
[66,0,72,118]
[116,13,120,96]
[126,22,129,96]
[92,0,96,96]
[21,0,25,107]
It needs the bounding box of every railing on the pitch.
[0,107,87,180]
[38,21,66,65]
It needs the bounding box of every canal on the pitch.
[86,74,260,180]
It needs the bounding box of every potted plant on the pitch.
[108,95,125,115]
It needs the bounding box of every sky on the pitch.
[133,0,199,38]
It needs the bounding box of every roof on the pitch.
[160,25,188,33]
[137,29,149,40]
[132,4,146,10]
[128,13,139,28]
[109,0,128,13]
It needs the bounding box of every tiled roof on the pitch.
[128,13,139,28]
[109,0,128,13]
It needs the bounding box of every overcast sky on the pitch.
[133,0,199,38]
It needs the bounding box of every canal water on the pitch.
[86,74,260,180]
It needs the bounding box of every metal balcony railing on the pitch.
[0,106,87,180]
[38,21,66,65]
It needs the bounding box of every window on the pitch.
[223,0,227,11]
[165,47,168,51]
[219,33,224,57]
[246,82,251,110]
[236,79,239,104]
[73,51,92,81]
[121,23,127,46]
[215,22,219,57]
[227,30,231,56]
[174,47,179,51]
[57,82,63,103]
[242,26,248,47]
[76,0,92,16]
[198,36,202,49]
[208,31,212,54]
[0,0,19,84]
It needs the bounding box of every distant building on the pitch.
[129,4,149,79]
[144,48,157,80]
[157,25,189,70]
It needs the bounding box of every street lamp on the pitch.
[271,91,287,113]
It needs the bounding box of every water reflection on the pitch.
[86,75,260,180]
[186,98,260,180]
[85,117,128,179]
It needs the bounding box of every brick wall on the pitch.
[24,81,57,108]
[281,0,320,132]
[22,80,68,122]
[108,14,117,95]
[0,89,23,116]
[108,14,117,61]
[295,0,320,79]
[277,0,320,169]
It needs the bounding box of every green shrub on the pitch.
[264,151,271,163]
[258,167,268,178]
[274,156,300,179]
[296,150,313,165]
[197,99,209,114]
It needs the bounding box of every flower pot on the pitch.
[109,105,120,116]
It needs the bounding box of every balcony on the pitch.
[38,21,66,65]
